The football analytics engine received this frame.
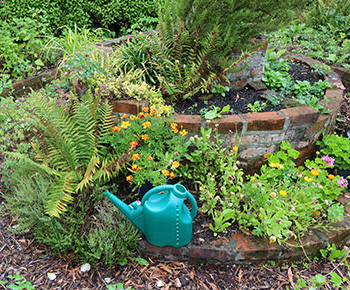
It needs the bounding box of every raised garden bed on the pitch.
[111,55,346,174]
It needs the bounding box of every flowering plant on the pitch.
[317,133,350,170]
[105,107,189,190]
[179,127,244,235]
[238,141,346,243]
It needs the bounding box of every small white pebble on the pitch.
[80,263,91,273]
[47,273,56,280]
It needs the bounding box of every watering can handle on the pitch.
[186,191,197,221]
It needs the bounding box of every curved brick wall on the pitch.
[112,55,345,174]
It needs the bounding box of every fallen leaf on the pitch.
[208,282,219,290]
[288,267,294,288]
[238,269,243,283]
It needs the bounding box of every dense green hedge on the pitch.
[1,0,162,35]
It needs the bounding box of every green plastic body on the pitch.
[104,184,197,247]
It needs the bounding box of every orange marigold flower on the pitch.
[141,134,149,140]
[121,114,129,119]
[131,164,138,171]
[142,107,149,112]
[310,169,320,176]
[132,154,140,160]
[170,122,178,129]
[150,109,157,115]
[162,169,170,176]
[126,175,132,182]
[169,172,175,179]
[328,174,335,180]
[112,126,121,133]
[130,141,138,148]
[138,112,145,119]
[279,190,287,197]
[270,192,276,198]
[130,115,136,121]
[172,127,179,133]
[232,146,238,151]
[142,121,151,129]
[121,121,131,129]
[180,129,188,137]
[147,156,153,161]
[269,236,276,244]
[172,161,180,168]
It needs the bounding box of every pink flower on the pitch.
[321,155,335,166]
[1,1,4,4]
[337,176,348,188]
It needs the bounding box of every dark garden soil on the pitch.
[173,60,319,115]
[1,62,350,289]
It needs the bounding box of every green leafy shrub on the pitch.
[5,165,140,266]
[317,133,350,170]
[0,7,52,80]
[86,0,162,33]
[7,90,120,217]
[306,0,350,39]
[0,97,38,186]
[239,142,346,242]
[268,22,350,68]
[1,0,161,36]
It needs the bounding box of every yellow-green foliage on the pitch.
[7,90,120,218]
[93,70,162,103]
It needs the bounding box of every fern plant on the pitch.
[7,90,122,217]
[149,20,251,101]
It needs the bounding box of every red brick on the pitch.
[251,66,263,77]
[296,144,318,160]
[187,244,232,262]
[322,220,350,247]
[207,115,243,133]
[230,78,247,88]
[140,240,187,257]
[304,115,328,138]
[232,233,282,262]
[281,106,319,126]
[240,145,275,159]
[174,114,202,133]
[283,230,324,260]
[242,112,285,131]
[111,99,149,115]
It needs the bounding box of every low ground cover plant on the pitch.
[262,48,332,112]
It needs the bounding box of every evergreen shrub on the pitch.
[5,165,140,266]
[2,0,162,35]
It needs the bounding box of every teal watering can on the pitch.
[104,184,197,247]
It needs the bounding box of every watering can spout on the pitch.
[104,190,145,233]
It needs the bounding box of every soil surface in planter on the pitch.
[173,60,319,115]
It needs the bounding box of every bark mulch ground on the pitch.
[1,199,350,290]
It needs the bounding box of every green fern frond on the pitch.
[76,155,100,192]
[45,173,76,218]
[6,152,60,177]
[72,101,97,166]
